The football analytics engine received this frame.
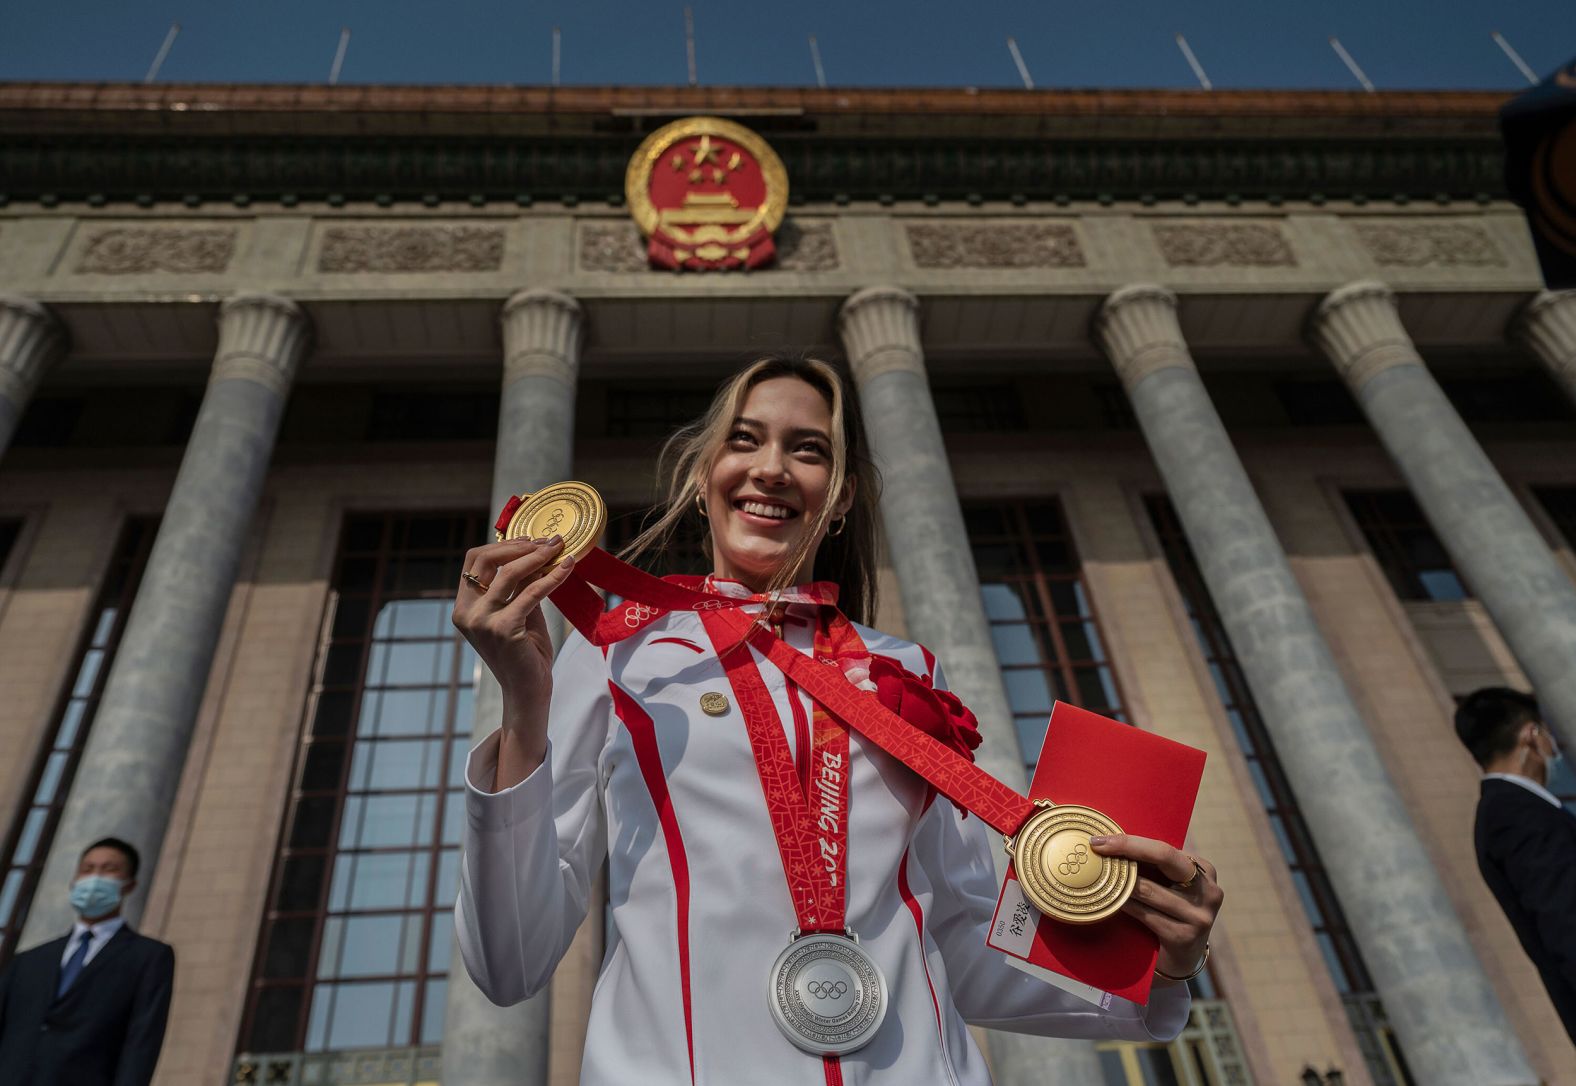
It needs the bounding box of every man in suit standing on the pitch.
[1456,687,1576,1045]
[0,837,174,1085]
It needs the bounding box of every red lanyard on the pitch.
[716,607,1035,836]
[700,610,852,934]
[549,549,1037,838]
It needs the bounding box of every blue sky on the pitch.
[1,0,1572,90]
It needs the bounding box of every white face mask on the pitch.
[1545,730,1564,775]
[68,875,123,921]
[1520,724,1563,785]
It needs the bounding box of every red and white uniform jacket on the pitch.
[456,583,1189,1084]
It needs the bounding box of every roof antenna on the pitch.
[808,34,827,88]
[328,27,351,86]
[1328,36,1375,92]
[1491,31,1538,85]
[552,26,562,86]
[1175,33,1212,90]
[1006,36,1034,90]
[684,6,697,86]
[144,21,180,83]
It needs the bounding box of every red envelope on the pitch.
[987,701,1207,1005]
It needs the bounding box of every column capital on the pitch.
[1514,290,1576,383]
[212,292,310,394]
[0,293,66,404]
[837,286,922,385]
[1311,279,1420,392]
[1093,284,1193,392]
[500,288,583,387]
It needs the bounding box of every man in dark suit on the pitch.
[0,837,174,1086]
[1456,687,1576,1045]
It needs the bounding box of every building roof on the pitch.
[0,82,1513,205]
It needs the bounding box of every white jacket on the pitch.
[456,590,1189,1085]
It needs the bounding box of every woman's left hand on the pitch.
[1088,834,1223,982]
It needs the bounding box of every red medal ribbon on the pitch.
[549,548,1037,838]
[700,610,850,934]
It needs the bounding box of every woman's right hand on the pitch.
[451,534,577,787]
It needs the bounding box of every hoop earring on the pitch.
[827,514,847,538]
[695,491,709,519]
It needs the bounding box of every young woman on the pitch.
[451,356,1223,1084]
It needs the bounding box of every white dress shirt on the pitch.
[60,915,125,968]
[1483,771,1564,809]
[455,596,1190,1086]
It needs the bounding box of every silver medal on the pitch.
[767,931,888,1056]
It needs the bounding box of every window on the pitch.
[1439,374,1572,424]
[603,506,709,578]
[0,517,158,968]
[1274,380,1364,426]
[1345,491,1468,602]
[367,390,499,442]
[1537,485,1576,559]
[605,384,717,438]
[931,384,1025,433]
[1092,383,1138,430]
[1148,497,1413,1086]
[239,513,486,1056]
[278,386,500,445]
[11,390,199,449]
[10,397,86,447]
[1094,997,1251,1086]
[0,520,22,572]
[964,500,1125,771]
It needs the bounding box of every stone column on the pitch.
[443,289,585,1086]
[1097,284,1534,1086]
[838,286,1105,1086]
[1515,290,1576,410]
[0,294,66,459]
[1315,281,1576,760]
[22,293,309,944]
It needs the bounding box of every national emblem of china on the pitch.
[625,116,789,271]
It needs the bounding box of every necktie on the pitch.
[56,931,91,998]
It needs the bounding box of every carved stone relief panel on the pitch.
[578,223,648,273]
[906,222,1084,269]
[774,221,838,271]
[317,225,505,273]
[1354,221,1506,267]
[75,226,237,274]
[578,218,838,273]
[1152,222,1295,267]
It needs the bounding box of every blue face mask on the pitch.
[69,875,123,921]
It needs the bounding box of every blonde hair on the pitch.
[620,355,881,625]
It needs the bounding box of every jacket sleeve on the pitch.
[914,660,1192,1042]
[454,632,613,1006]
[1486,800,1576,993]
[113,941,174,1086]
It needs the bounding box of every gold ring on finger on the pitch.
[461,571,491,593]
[1172,859,1207,892]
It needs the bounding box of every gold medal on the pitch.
[1004,801,1136,925]
[699,692,730,716]
[494,481,607,568]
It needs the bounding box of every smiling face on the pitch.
[702,376,855,591]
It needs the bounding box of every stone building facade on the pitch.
[1,82,1575,1086]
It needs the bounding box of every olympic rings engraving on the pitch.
[542,509,565,535]
[1057,843,1090,878]
[806,981,849,1000]
[624,602,663,628]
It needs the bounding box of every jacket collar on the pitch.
[50,922,134,1003]
[1482,772,1564,809]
